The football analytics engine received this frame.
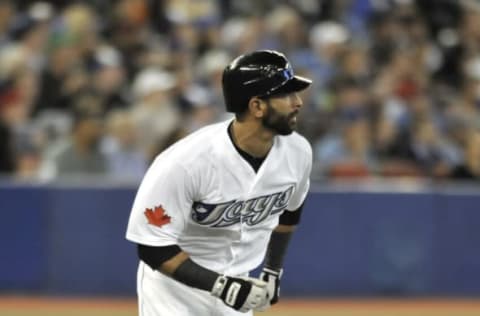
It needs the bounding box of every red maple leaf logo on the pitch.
[144,205,171,227]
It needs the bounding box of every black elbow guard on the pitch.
[137,244,182,270]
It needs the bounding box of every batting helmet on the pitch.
[222,50,312,113]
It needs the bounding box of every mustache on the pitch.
[288,110,299,118]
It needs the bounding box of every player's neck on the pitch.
[231,119,274,158]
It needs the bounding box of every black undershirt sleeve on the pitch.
[279,202,304,225]
[263,230,293,270]
[264,202,305,270]
[137,244,182,269]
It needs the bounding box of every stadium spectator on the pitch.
[88,45,129,114]
[450,128,480,179]
[130,68,182,161]
[0,0,479,182]
[45,108,107,178]
[101,109,147,181]
[314,79,375,178]
[0,1,15,47]
[0,104,14,174]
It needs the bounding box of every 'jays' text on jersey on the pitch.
[126,119,312,276]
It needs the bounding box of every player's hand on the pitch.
[260,267,283,306]
[210,275,268,313]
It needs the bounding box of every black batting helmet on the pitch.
[222,50,312,113]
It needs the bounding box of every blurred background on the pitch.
[1,0,480,315]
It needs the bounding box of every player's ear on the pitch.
[248,97,267,118]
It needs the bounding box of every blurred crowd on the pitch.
[1,0,480,182]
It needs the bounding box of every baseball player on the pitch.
[126,50,312,315]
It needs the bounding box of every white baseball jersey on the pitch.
[126,118,312,316]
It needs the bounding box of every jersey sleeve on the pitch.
[286,143,312,211]
[126,158,194,246]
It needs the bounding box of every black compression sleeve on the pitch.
[137,244,220,292]
[137,244,182,270]
[264,231,293,271]
[172,258,219,291]
[279,202,304,225]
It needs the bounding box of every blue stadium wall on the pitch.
[1,182,479,296]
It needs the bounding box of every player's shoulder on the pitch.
[180,120,229,144]
[154,119,230,166]
[280,131,312,157]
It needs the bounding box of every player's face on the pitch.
[261,92,303,135]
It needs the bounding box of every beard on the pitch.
[261,100,298,135]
